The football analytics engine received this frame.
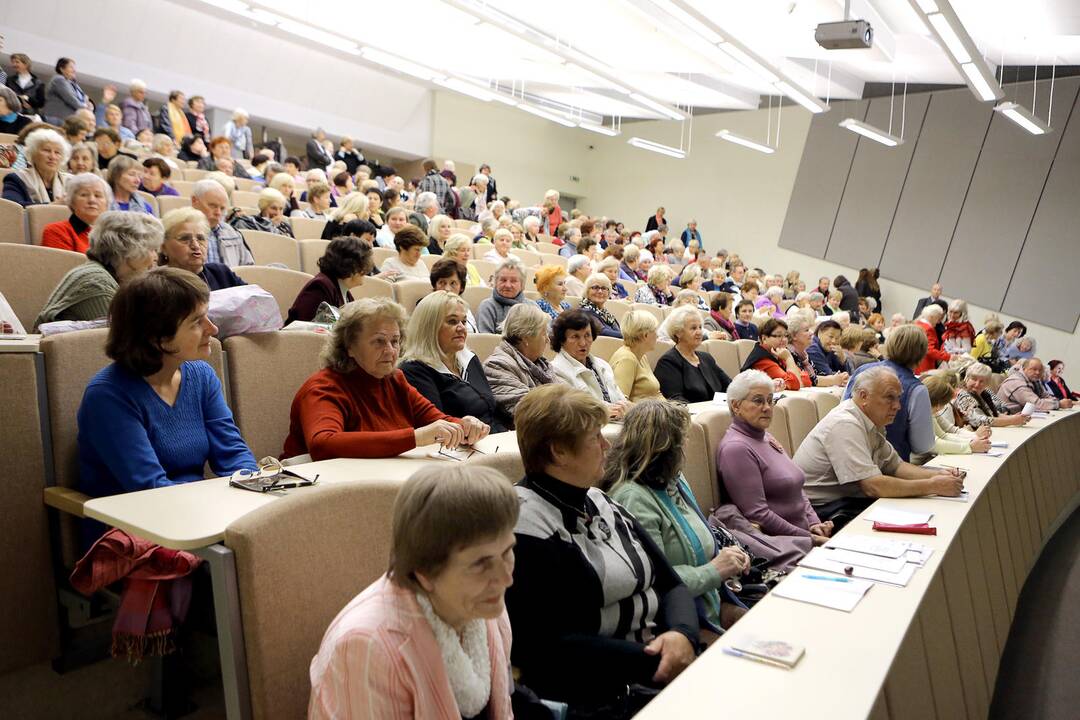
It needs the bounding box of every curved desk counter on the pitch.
[635,409,1080,720]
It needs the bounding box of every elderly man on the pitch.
[479,162,498,202]
[459,174,489,221]
[913,283,944,321]
[794,365,965,527]
[477,259,527,333]
[558,226,582,258]
[408,191,438,234]
[334,136,364,174]
[191,180,254,267]
[121,79,152,136]
[998,358,1073,412]
[416,159,454,214]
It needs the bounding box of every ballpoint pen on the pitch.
[801,574,852,583]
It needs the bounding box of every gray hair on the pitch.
[88,212,164,273]
[851,365,898,396]
[765,286,784,301]
[965,362,992,379]
[920,303,945,321]
[495,257,526,281]
[129,78,147,91]
[0,86,20,113]
[727,369,774,403]
[471,174,488,186]
[787,316,812,336]
[663,305,701,344]
[567,255,590,275]
[25,128,72,165]
[523,215,541,231]
[503,302,549,344]
[64,173,113,209]
[151,133,174,154]
[808,291,824,303]
[192,178,227,200]
[415,191,438,213]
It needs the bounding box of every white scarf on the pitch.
[16,166,66,205]
[415,593,491,718]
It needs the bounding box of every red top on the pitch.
[282,366,459,460]
[749,350,804,391]
[914,320,949,375]
[41,215,90,254]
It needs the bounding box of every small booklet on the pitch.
[725,635,806,669]
[771,571,873,612]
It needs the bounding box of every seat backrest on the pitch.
[646,339,674,369]
[226,480,401,720]
[517,250,541,267]
[682,419,715,513]
[591,336,624,363]
[472,260,499,285]
[704,340,741,379]
[606,299,631,324]
[693,407,733,511]
[134,191,159,216]
[182,168,210,181]
[240,230,301,270]
[393,280,431,313]
[564,296,581,310]
[538,253,566,268]
[465,333,502,363]
[290,217,327,240]
[807,390,841,420]
[453,218,475,229]
[157,195,192,216]
[233,177,261,192]
[26,204,69,245]
[734,339,757,368]
[535,242,560,255]
[232,190,261,207]
[170,180,196,197]
[0,197,25,244]
[630,303,663,323]
[462,286,491,315]
[768,404,794,456]
[616,279,638,298]
[0,245,86,328]
[299,239,329,274]
[223,331,325,460]
[350,276,395,301]
[371,246,396,269]
[233,266,313,321]
[780,395,818,453]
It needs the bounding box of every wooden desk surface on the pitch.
[0,334,41,353]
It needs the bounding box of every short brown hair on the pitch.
[142,156,172,179]
[106,267,210,376]
[394,224,428,252]
[884,324,928,369]
[429,257,466,291]
[839,325,868,351]
[759,318,788,338]
[922,372,956,408]
[387,464,519,592]
[514,384,608,475]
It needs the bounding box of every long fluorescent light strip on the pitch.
[960,63,1000,102]
[628,93,685,121]
[648,0,724,44]
[627,137,685,159]
[839,118,901,147]
[361,48,439,81]
[578,123,620,137]
[518,104,577,128]
[719,43,779,84]
[773,81,827,114]
[994,102,1051,135]
[716,129,775,154]
[926,12,971,64]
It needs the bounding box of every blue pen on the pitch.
[801,574,852,583]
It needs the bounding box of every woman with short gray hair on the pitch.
[41,173,112,253]
[954,362,1028,428]
[482,303,557,425]
[0,86,31,134]
[106,154,154,214]
[564,254,590,297]
[35,211,163,329]
[3,127,71,206]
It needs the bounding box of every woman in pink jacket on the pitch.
[309,465,519,719]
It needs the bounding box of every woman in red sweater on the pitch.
[41,172,110,253]
[740,318,805,391]
[282,297,490,461]
[914,304,952,375]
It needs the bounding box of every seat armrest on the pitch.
[43,487,89,518]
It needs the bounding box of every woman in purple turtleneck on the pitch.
[716,370,834,545]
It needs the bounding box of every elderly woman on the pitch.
[481,303,557,424]
[754,286,785,320]
[482,228,518,264]
[841,326,880,371]
[476,259,527,334]
[914,304,952,374]
[971,319,1004,367]
[655,306,731,403]
[610,310,663,401]
[401,291,504,431]
[716,370,830,567]
[77,267,255,531]
[177,134,208,163]
[806,319,849,381]
[267,171,301,217]
[291,181,332,220]
[785,292,810,317]
[1047,360,1080,401]
[67,142,97,175]
[443,233,485,287]
[139,158,179,198]
[232,187,295,237]
[0,86,32,135]
[564,254,591,298]
[579,273,623,339]
[551,310,629,418]
[521,214,542,244]
[424,213,454,255]
[507,386,699,711]
[1001,336,1036,367]
[703,292,738,340]
[160,208,245,291]
[606,401,747,636]
[35,212,161,330]
[43,58,90,125]
[283,298,489,460]
[222,109,253,160]
[676,264,708,301]
[310,465,517,719]
[954,362,1029,428]
[635,264,676,306]
[741,318,804,391]
[942,299,976,356]
[105,155,154,215]
[199,137,252,179]
[533,264,570,320]
[3,53,43,116]
[910,372,992,464]
[41,173,111,253]
[597,257,630,299]
[3,127,70,206]
[287,235,373,324]
[430,257,478,332]
[380,224,430,281]
[373,205,407,248]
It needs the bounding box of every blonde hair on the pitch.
[257,187,286,212]
[664,305,702,344]
[427,214,452,240]
[679,264,704,286]
[582,273,611,299]
[922,372,956,408]
[161,207,210,239]
[673,289,701,308]
[621,310,658,345]
[442,233,473,258]
[401,291,469,369]
[647,264,674,286]
[269,172,295,196]
[330,191,371,222]
[884,324,928,369]
[502,302,550,343]
[321,298,407,373]
[514,385,608,475]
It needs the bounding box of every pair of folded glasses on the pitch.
[229,457,319,493]
[435,444,496,462]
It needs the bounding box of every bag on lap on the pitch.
[208,286,283,338]
[709,503,812,575]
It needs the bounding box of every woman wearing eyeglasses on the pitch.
[159,208,246,291]
[716,370,832,558]
[741,317,804,391]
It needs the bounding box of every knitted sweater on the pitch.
[34,261,117,330]
[476,291,525,334]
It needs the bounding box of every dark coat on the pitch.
[286,272,345,324]
[400,356,505,431]
[654,347,731,403]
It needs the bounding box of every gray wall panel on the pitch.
[778,100,868,258]
[937,78,1078,311]
[1002,82,1080,332]
[880,89,992,289]
[827,94,930,269]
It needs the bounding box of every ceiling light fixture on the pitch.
[716,129,775,154]
[360,48,440,81]
[839,118,902,147]
[627,137,686,158]
[579,122,620,137]
[628,93,686,121]
[773,81,828,114]
[907,0,1003,103]
[960,62,1001,102]
[925,13,970,64]
[277,20,360,53]
[518,104,577,128]
[994,101,1052,135]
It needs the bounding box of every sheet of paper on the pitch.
[712,392,728,404]
[932,490,971,502]
[863,506,934,526]
[990,441,1009,448]
[798,548,917,587]
[816,546,908,573]
[982,450,1004,457]
[903,544,933,566]
[771,571,874,612]
[1021,402,1036,417]
[825,534,910,559]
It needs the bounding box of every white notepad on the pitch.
[825,534,910,559]
[817,546,908,573]
[771,571,874,612]
[798,548,917,587]
[863,506,934,526]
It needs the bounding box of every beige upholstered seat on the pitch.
[223,331,324,460]
[181,168,210,181]
[535,241,560,255]
[630,303,663,323]
[156,195,191,216]
[462,286,492,315]
[471,260,499,285]
[806,390,841,420]
[646,339,674,369]
[0,244,86,328]
[393,280,431,313]
[290,216,327,240]
[564,296,581,310]
[226,480,401,720]
[233,266,313,321]
[768,404,794,456]
[516,250,541,267]
[232,190,261,207]
[590,336,624,363]
[465,333,502,362]
[538,253,567,268]
[233,177,260,192]
[616,279,638,298]
[692,407,734,510]
[704,339,741,379]
[682,419,715,513]
[734,339,757,368]
[371,246,396,268]
[299,239,329,274]
[170,180,196,197]
[780,395,819,452]
[26,204,70,245]
[0,197,25,244]
[605,299,631,323]
[240,230,301,269]
[349,276,395,301]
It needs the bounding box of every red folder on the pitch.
[872,521,937,536]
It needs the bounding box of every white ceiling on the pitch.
[230,0,1078,119]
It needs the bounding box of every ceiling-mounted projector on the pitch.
[815,20,873,49]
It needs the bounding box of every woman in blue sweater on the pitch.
[77,267,256,522]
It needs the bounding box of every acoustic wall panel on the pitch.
[777,100,868,258]
[879,89,992,289]
[827,94,930,269]
[1002,83,1080,332]
[937,78,1079,311]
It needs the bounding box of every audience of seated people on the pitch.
[158,207,246,292]
[910,371,992,465]
[998,357,1074,413]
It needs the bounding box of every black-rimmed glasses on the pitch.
[229,456,319,493]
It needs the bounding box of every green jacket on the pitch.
[34,261,117,330]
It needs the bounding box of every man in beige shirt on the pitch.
[794,365,964,527]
